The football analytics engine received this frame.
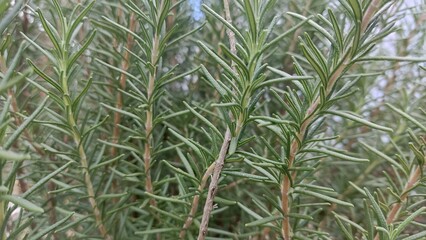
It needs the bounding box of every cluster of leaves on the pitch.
[0,0,425,239]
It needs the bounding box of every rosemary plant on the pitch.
[0,0,425,239]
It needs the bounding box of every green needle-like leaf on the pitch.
[326,110,393,132]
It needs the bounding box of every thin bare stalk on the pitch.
[197,129,232,239]
[223,0,236,60]
[361,0,381,32]
[280,1,382,238]
[0,201,4,240]
[111,12,136,157]
[197,1,236,239]
[179,162,216,238]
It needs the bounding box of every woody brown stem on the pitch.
[280,1,382,238]
[179,163,216,239]
[197,0,237,238]
[280,54,350,239]
[197,129,232,239]
[373,166,423,240]
[111,12,136,157]
[144,0,164,206]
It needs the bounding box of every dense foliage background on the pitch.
[0,0,425,239]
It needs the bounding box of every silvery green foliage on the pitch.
[1,0,425,239]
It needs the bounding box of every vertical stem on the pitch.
[0,201,5,240]
[361,0,381,32]
[281,170,291,240]
[46,180,57,240]
[179,162,216,238]
[197,2,237,239]
[280,55,350,238]
[197,129,232,240]
[223,0,236,60]
[373,166,423,240]
[69,113,111,239]
[144,2,162,206]
[111,12,136,157]
[282,0,312,70]
[61,63,111,239]
[279,1,382,237]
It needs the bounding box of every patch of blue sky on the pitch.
[189,0,204,21]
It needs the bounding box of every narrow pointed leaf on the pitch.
[23,161,75,198]
[28,213,74,240]
[4,97,48,149]
[360,141,405,173]
[183,102,223,139]
[364,188,387,230]
[0,150,30,161]
[294,189,354,207]
[0,195,43,213]
[27,60,63,93]
[386,104,426,132]
[168,129,203,160]
[36,9,62,55]
[198,41,239,80]
[392,207,426,238]
[326,110,393,132]
[202,4,248,49]
[405,231,426,240]
[67,0,95,43]
[245,215,282,227]
[302,148,369,163]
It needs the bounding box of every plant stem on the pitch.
[61,64,111,239]
[180,162,216,239]
[0,201,5,240]
[361,0,381,32]
[111,12,136,157]
[280,1,382,238]
[282,0,311,71]
[197,1,237,238]
[280,53,350,240]
[144,3,163,206]
[69,114,111,239]
[373,166,423,240]
[197,128,232,239]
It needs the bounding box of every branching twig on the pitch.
[197,129,232,239]
[197,2,237,239]
[280,1,382,238]
[280,51,351,240]
[179,162,216,238]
